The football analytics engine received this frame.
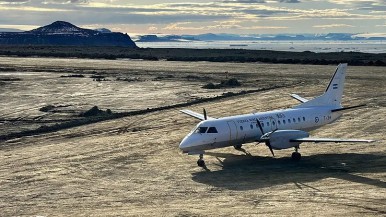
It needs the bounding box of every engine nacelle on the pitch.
[269,130,309,150]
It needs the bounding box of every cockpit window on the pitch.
[207,127,218,133]
[195,127,208,134]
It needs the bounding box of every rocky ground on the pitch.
[0,57,384,216]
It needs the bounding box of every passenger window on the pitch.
[240,126,243,131]
[207,127,218,133]
[267,122,270,126]
[261,122,265,127]
[283,119,286,124]
[250,124,253,129]
[272,121,276,125]
[298,117,301,122]
[293,118,296,123]
[278,120,281,125]
[195,127,208,134]
[288,119,291,123]
[303,117,306,121]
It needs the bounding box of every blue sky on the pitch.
[0,0,385,36]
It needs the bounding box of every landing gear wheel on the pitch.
[197,159,206,167]
[197,154,206,168]
[291,152,301,161]
[234,144,242,150]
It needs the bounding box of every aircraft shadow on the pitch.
[192,152,386,191]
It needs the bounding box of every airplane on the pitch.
[179,63,375,168]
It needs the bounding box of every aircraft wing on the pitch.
[291,137,375,143]
[290,94,308,103]
[180,109,216,120]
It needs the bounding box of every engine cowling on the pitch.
[268,130,309,150]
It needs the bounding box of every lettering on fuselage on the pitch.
[236,113,286,124]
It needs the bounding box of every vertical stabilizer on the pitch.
[295,63,347,108]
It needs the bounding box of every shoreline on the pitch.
[0,45,385,66]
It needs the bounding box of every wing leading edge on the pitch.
[291,137,375,143]
[180,109,216,120]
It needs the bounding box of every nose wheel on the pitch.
[197,154,206,168]
[291,146,301,161]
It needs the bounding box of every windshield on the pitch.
[193,126,218,134]
[207,127,218,133]
[194,127,208,134]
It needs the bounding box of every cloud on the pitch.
[0,0,384,34]
[0,4,71,12]
[222,0,300,3]
[43,0,89,4]
[222,0,266,3]
[148,26,158,31]
[0,0,29,4]
[328,0,386,11]
[313,24,355,28]
[163,20,288,32]
[0,24,39,30]
[242,9,289,17]
[278,0,300,2]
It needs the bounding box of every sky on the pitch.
[0,0,385,35]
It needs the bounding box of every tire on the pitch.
[197,159,205,167]
[291,152,301,161]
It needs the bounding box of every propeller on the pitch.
[256,120,276,156]
[266,140,275,157]
[203,108,207,120]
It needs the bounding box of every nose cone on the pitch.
[179,136,192,153]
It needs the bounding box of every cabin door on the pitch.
[226,121,238,145]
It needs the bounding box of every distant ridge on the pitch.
[135,33,386,42]
[0,21,137,47]
[28,21,96,35]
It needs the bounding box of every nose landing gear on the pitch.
[197,154,206,168]
[291,146,301,161]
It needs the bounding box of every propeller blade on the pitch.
[256,120,264,135]
[203,108,207,120]
[267,128,278,137]
[266,141,275,157]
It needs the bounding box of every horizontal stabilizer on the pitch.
[180,109,216,120]
[290,94,308,103]
[291,137,375,143]
[331,104,367,112]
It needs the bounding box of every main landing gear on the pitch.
[197,154,206,168]
[291,146,301,161]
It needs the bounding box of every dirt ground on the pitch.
[0,57,385,216]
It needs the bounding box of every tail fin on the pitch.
[296,63,347,108]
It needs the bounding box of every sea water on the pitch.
[136,40,386,54]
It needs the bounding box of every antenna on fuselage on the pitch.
[203,108,207,120]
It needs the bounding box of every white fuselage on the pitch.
[179,106,341,153]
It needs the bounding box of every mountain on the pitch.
[136,33,257,42]
[136,34,197,42]
[192,33,257,41]
[94,28,112,34]
[0,21,137,47]
[135,33,386,42]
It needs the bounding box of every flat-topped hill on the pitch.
[0,21,137,47]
